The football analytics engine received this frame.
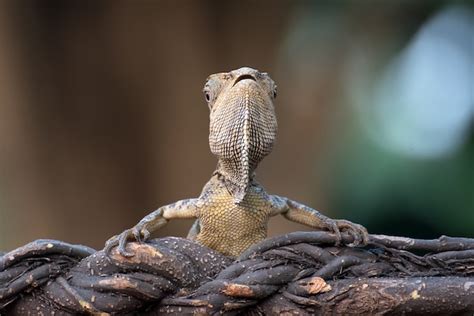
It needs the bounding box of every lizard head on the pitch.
[204,67,278,204]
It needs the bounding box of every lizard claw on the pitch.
[132,227,142,243]
[141,228,151,241]
[117,229,136,257]
[104,234,119,255]
[103,212,164,257]
[322,218,342,246]
[104,227,146,257]
[322,218,368,247]
[334,219,368,247]
[132,226,150,243]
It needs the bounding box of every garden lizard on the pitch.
[105,67,368,258]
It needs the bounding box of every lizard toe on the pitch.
[132,227,143,243]
[104,235,119,255]
[324,219,342,246]
[336,220,367,247]
[116,229,135,257]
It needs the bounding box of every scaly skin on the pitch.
[105,67,368,258]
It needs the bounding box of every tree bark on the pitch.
[1,233,474,315]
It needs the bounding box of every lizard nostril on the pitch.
[233,74,256,86]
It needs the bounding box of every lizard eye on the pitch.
[203,88,214,109]
[272,86,277,99]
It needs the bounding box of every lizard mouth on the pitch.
[232,74,256,86]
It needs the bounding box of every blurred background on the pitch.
[0,0,472,251]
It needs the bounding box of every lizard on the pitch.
[104,67,368,258]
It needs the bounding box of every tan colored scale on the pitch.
[105,67,368,258]
[195,175,271,256]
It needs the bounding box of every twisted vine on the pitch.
[1,232,474,315]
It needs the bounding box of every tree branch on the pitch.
[1,233,473,314]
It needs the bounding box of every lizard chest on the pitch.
[198,189,270,231]
[195,185,271,256]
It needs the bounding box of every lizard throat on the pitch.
[237,93,251,203]
[214,161,256,204]
[209,84,277,204]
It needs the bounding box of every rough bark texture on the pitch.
[1,232,474,315]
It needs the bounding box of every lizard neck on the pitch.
[214,158,257,203]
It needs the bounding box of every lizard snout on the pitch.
[233,74,256,87]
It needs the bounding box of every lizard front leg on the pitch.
[104,199,199,257]
[269,195,368,246]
